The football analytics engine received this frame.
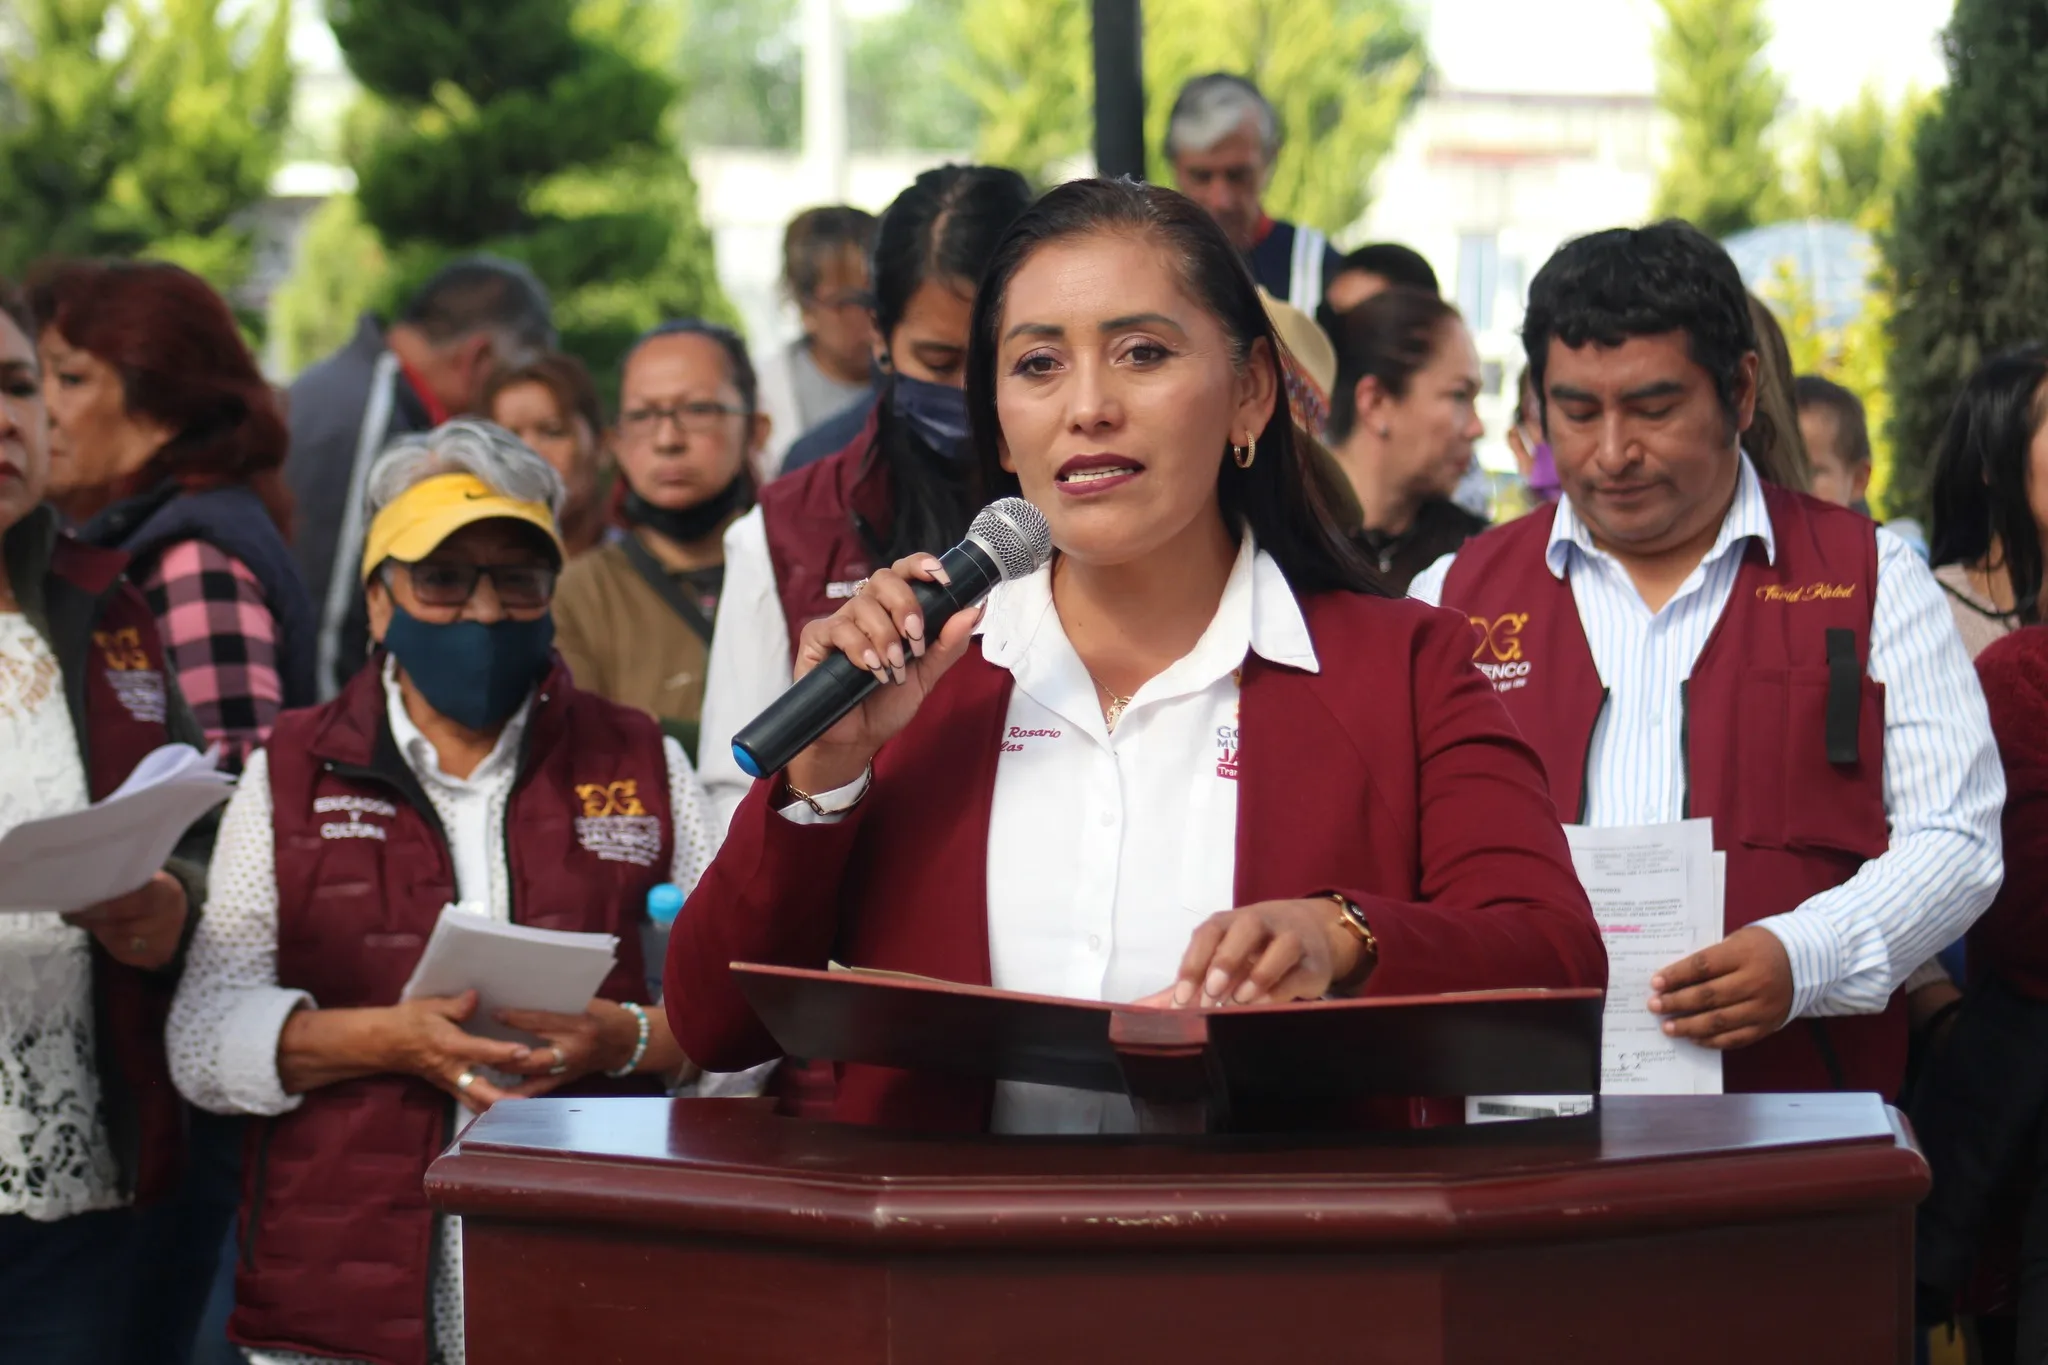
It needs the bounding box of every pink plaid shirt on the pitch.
[139,539,283,773]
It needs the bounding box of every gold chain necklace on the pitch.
[1092,676,1134,733]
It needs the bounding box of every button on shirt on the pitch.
[786,535,1318,1134]
[1408,455,2005,1021]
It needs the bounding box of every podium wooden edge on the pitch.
[427,1106,1929,1254]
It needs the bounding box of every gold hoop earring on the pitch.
[1233,434,1256,469]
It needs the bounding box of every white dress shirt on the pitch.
[1408,455,2005,1021]
[168,662,717,1365]
[786,535,1317,1134]
[697,507,795,831]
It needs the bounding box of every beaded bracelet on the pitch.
[606,1001,651,1078]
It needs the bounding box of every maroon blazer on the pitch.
[1972,625,2048,1002]
[667,590,1608,1131]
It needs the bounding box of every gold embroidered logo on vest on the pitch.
[574,779,661,867]
[576,780,648,818]
[93,628,166,723]
[1468,612,1533,692]
[1754,582,1858,603]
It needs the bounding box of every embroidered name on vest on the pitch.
[1467,612,1533,691]
[1754,582,1857,603]
[94,628,167,722]
[574,779,661,867]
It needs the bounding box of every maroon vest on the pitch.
[231,658,670,1365]
[1440,483,1899,1095]
[49,537,187,1202]
[757,412,893,658]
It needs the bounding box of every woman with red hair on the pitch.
[31,260,315,771]
[28,260,314,1363]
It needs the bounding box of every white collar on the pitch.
[976,530,1320,678]
[380,656,534,790]
[1543,450,1777,580]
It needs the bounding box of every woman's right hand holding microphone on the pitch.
[784,554,985,797]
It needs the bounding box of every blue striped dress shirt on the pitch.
[1409,455,2005,1020]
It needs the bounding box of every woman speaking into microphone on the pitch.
[667,179,1605,1134]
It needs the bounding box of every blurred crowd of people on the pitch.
[0,65,2042,1365]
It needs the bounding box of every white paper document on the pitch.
[0,744,233,913]
[400,904,619,1044]
[1469,819,1725,1123]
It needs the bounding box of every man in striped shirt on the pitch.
[1411,222,2002,1096]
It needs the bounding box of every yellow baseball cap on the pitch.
[360,472,565,582]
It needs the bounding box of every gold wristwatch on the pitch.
[1327,893,1379,990]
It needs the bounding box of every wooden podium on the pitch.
[429,1093,1927,1364]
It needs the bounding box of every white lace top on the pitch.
[0,612,124,1222]
[169,662,718,1365]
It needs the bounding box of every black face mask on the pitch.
[621,478,749,545]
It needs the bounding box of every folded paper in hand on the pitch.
[400,905,619,1044]
[0,743,234,913]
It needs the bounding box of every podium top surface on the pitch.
[428,1095,1927,1251]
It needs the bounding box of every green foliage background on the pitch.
[0,0,295,298]
[324,0,730,389]
[955,0,1427,234]
[1882,0,2048,522]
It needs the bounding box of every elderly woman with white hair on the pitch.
[167,420,715,1365]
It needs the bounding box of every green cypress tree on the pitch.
[0,0,294,292]
[1884,0,2048,520]
[1650,0,1789,239]
[328,0,729,385]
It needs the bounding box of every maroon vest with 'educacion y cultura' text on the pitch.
[231,657,670,1365]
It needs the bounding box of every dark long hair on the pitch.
[1929,344,2048,625]
[30,259,293,534]
[1328,286,1462,443]
[965,178,1381,597]
[867,164,1033,564]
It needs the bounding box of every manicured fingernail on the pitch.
[872,667,890,686]
[1204,968,1229,999]
[926,558,950,585]
[863,650,883,671]
[1661,1021,1676,1035]
[891,666,907,685]
[1234,980,1258,1004]
[1172,980,1194,1007]
[905,614,924,640]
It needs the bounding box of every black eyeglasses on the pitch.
[619,400,749,438]
[395,560,557,610]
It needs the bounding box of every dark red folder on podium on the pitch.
[733,963,1603,1130]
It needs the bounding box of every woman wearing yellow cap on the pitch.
[166,420,715,1365]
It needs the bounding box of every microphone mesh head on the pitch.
[968,498,1054,582]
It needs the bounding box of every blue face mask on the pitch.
[891,374,973,461]
[381,604,556,732]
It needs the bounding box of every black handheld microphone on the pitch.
[732,497,1053,779]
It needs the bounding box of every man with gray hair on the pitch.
[1165,73,1343,315]
[286,256,556,699]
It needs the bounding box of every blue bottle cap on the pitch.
[646,883,685,926]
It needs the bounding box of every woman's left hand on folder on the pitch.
[1165,899,1366,1008]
